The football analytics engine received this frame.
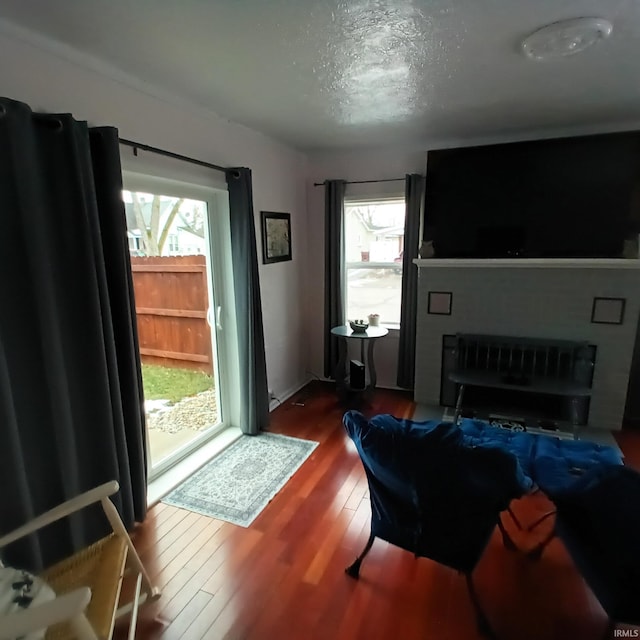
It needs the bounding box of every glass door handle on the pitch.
[216,305,223,330]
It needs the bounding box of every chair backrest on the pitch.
[554,465,640,624]
[343,411,527,572]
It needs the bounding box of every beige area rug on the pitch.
[163,432,318,527]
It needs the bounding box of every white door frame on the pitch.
[122,171,240,480]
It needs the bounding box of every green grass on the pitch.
[141,364,213,403]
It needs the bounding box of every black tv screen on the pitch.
[424,132,640,258]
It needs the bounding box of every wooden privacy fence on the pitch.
[130,255,213,373]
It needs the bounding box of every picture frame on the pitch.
[261,211,292,264]
[591,297,626,325]
[428,291,453,315]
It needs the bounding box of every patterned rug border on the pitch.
[163,432,319,527]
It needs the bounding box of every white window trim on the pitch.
[344,195,405,330]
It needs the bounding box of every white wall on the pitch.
[306,148,426,387]
[0,21,309,406]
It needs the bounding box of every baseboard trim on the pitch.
[269,377,314,412]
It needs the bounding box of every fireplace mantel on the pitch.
[414,258,640,269]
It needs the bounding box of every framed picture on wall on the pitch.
[591,297,626,325]
[428,291,453,315]
[261,211,292,264]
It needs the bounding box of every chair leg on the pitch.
[101,497,161,602]
[526,509,556,532]
[497,516,518,552]
[464,573,497,639]
[506,506,522,530]
[453,384,466,426]
[345,531,375,579]
[527,526,556,560]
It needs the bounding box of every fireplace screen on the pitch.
[440,334,596,429]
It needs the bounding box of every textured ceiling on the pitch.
[1,0,640,151]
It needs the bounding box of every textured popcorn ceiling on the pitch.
[1,0,640,150]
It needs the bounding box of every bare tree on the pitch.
[350,205,381,229]
[177,204,205,239]
[131,194,184,256]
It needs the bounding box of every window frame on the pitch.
[343,194,406,330]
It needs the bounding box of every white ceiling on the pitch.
[2,0,640,151]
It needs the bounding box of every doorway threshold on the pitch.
[147,425,242,507]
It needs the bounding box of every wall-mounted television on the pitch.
[423,132,640,258]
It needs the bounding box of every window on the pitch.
[128,231,142,254]
[122,191,207,257]
[168,234,179,253]
[344,197,405,327]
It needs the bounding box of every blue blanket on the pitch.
[458,418,622,496]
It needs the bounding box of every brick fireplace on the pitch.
[413,259,640,430]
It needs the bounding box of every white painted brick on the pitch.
[414,266,640,430]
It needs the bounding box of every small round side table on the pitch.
[330,325,389,403]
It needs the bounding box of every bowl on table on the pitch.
[349,320,369,333]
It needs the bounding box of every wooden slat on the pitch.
[130,255,213,373]
[136,307,207,319]
[160,590,212,640]
[131,265,206,273]
[138,347,209,363]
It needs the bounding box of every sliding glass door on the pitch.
[123,174,234,478]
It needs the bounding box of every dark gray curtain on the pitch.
[0,98,147,571]
[397,173,425,388]
[225,168,269,435]
[324,180,346,378]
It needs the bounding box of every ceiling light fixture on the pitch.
[522,17,613,61]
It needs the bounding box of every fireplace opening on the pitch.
[461,385,565,422]
[441,334,596,429]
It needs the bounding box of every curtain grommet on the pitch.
[34,114,63,131]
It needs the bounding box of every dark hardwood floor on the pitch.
[120,381,640,640]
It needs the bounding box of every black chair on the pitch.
[550,465,640,636]
[343,411,529,638]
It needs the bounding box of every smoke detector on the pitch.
[522,17,613,60]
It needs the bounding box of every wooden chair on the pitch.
[0,481,159,640]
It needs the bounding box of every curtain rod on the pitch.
[313,178,405,187]
[119,138,228,174]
